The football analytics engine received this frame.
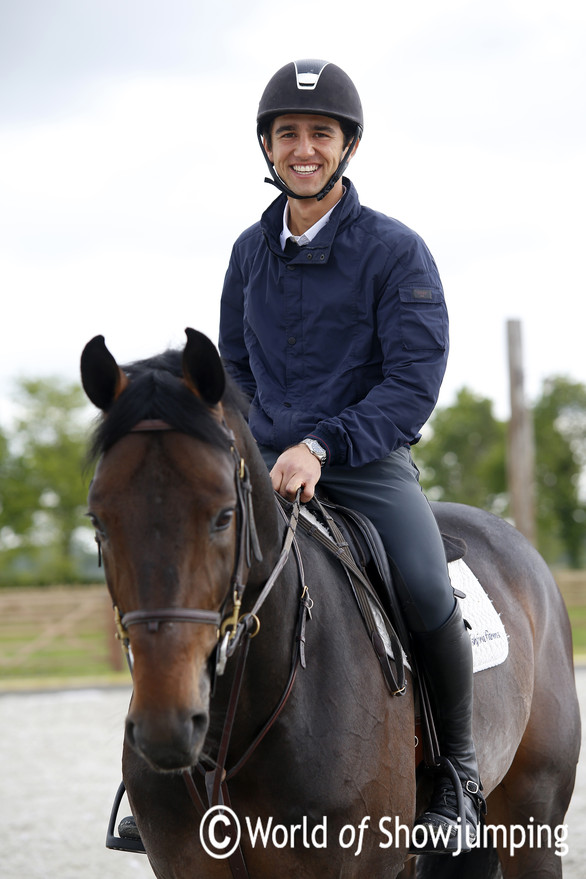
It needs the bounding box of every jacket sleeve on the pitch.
[312,236,449,467]
[218,243,257,401]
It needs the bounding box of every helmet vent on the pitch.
[294,59,329,91]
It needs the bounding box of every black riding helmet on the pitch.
[257,59,363,202]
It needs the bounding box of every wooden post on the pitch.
[507,320,536,544]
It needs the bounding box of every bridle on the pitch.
[101,417,310,878]
[106,418,269,670]
[98,416,304,674]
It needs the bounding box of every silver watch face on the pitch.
[303,439,326,463]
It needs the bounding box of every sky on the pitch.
[1,0,585,428]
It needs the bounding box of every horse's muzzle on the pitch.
[125,708,209,772]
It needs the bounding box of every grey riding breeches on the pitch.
[259,443,456,633]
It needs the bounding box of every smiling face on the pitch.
[264,113,351,200]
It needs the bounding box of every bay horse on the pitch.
[81,328,580,879]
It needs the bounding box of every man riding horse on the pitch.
[218,58,485,852]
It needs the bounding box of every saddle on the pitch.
[300,495,465,643]
[296,495,467,768]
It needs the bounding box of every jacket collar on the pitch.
[261,178,359,263]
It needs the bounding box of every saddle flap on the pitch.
[315,499,410,647]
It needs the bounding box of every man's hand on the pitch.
[270,444,322,502]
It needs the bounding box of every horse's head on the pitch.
[81,329,262,772]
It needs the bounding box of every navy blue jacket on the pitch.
[219,179,448,467]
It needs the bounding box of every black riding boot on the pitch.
[411,602,486,854]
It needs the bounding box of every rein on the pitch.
[181,498,309,879]
[106,418,309,879]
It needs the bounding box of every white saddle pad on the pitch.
[449,558,509,672]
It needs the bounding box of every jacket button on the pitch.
[286,265,296,271]
[288,337,296,346]
[284,402,291,408]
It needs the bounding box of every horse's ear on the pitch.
[182,328,225,407]
[80,335,129,412]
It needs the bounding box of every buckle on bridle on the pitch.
[114,606,130,654]
[220,588,242,639]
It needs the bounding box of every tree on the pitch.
[532,376,586,568]
[0,378,97,585]
[414,378,586,568]
[3,371,586,584]
[0,427,36,538]
[413,388,507,515]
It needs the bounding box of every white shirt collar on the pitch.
[280,190,344,250]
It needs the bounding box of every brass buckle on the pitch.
[220,589,242,639]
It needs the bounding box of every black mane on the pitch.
[87,348,249,462]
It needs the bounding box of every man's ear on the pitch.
[345,133,361,162]
[262,134,273,163]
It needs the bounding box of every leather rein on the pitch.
[104,418,309,879]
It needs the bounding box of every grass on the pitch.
[0,585,130,689]
[1,586,586,691]
[2,634,113,679]
[568,606,586,658]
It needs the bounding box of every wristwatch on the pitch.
[300,437,327,467]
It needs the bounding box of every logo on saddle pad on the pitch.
[448,559,508,672]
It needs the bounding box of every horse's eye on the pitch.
[86,512,104,535]
[213,508,235,532]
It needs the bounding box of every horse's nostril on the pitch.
[125,710,209,770]
[192,712,208,739]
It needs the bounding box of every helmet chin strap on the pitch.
[257,128,361,202]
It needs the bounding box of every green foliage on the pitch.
[2,371,586,584]
[414,379,586,568]
[0,428,36,537]
[0,378,99,586]
[532,376,586,568]
[413,388,507,514]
